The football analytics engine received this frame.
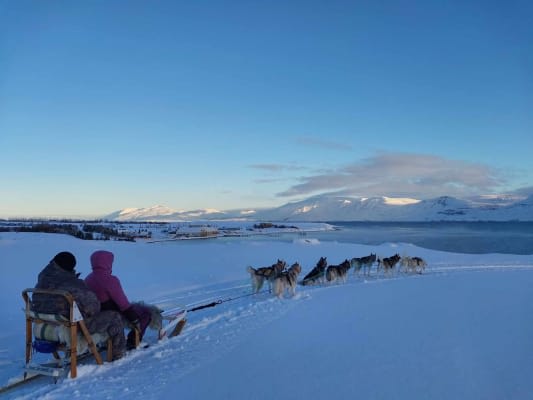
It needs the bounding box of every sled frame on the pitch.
[22,288,112,379]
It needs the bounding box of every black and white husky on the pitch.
[272,262,302,298]
[377,254,401,276]
[301,257,327,286]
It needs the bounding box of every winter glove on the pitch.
[130,319,140,331]
[124,306,141,330]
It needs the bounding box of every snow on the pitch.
[383,196,421,205]
[239,210,256,216]
[1,230,533,399]
[295,205,318,214]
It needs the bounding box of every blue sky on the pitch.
[1,0,532,217]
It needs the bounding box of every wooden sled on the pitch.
[159,309,187,339]
[22,288,114,380]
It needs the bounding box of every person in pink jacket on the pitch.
[85,250,152,350]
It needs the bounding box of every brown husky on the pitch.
[247,259,286,293]
[326,259,351,284]
[400,256,427,274]
[272,262,302,298]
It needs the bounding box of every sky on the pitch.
[1,0,532,218]
[1,231,533,399]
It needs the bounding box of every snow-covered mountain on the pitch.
[103,194,533,222]
[104,205,178,221]
[103,205,233,222]
[251,195,473,221]
[252,196,399,221]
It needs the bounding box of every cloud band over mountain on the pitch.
[277,153,505,199]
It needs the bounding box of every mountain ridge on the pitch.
[103,194,533,222]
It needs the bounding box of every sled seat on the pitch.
[22,288,113,379]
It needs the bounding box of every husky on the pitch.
[246,259,286,293]
[272,262,302,298]
[301,257,327,286]
[377,254,401,276]
[400,256,427,274]
[350,253,376,276]
[326,259,351,284]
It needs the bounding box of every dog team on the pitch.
[247,253,427,298]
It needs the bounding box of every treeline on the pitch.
[253,222,299,229]
[0,223,135,241]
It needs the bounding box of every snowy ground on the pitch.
[1,231,533,399]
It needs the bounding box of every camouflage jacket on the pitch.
[32,261,100,319]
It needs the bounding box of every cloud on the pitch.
[248,163,307,172]
[248,164,288,172]
[294,136,353,151]
[511,186,533,197]
[277,153,506,199]
[253,177,289,184]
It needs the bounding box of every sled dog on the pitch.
[350,253,377,276]
[378,254,401,275]
[326,259,351,284]
[400,256,427,274]
[273,262,302,298]
[301,257,327,286]
[247,259,286,293]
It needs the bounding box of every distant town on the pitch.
[0,219,326,242]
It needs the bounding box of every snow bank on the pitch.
[1,232,533,399]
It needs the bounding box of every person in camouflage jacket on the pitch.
[33,252,127,360]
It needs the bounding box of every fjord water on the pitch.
[314,221,533,255]
[219,221,533,255]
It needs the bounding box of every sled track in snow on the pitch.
[150,263,533,318]
[204,264,533,299]
[3,263,533,399]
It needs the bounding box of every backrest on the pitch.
[22,289,108,378]
[23,288,76,323]
[24,288,82,343]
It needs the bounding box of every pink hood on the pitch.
[85,250,131,311]
[90,250,114,274]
